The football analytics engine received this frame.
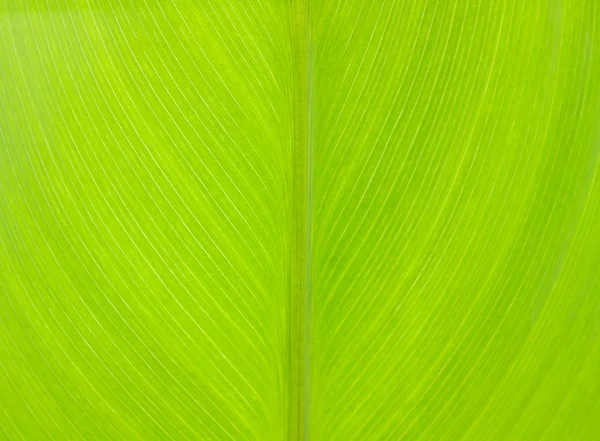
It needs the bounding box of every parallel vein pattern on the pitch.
[310,1,600,440]
[1,1,301,439]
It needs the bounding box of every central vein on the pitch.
[304,5,314,441]
[288,0,313,440]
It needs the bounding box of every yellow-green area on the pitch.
[1,1,600,440]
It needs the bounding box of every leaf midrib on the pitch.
[287,1,313,440]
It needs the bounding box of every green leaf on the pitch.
[1,1,599,440]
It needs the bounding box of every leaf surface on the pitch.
[1,1,600,440]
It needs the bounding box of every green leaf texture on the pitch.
[1,1,600,440]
